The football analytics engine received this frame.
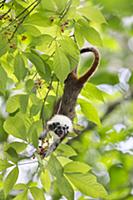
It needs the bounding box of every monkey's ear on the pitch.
[78,47,100,84]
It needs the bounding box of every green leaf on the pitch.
[53,47,70,82]
[40,170,51,192]
[28,121,43,147]
[25,52,46,79]
[79,99,101,126]
[0,118,8,142]
[40,95,56,120]
[64,161,91,173]
[59,37,80,68]
[84,26,103,46]
[57,175,74,200]
[31,131,38,148]
[26,13,51,27]
[4,113,27,140]
[82,83,104,102]
[25,79,34,92]
[79,20,103,46]
[29,120,43,136]
[30,104,42,116]
[5,147,19,163]
[56,143,77,157]
[40,0,57,12]
[66,173,108,199]
[14,54,27,81]
[51,180,62,199]
[30,93,42,105]
[19,95,29,113]
[72,0,80,6]
[54,0,68,12]
[57,157,72,166]
[108,188,130,200]
[31,34,53,49]
[0,65,8,95]
[13,189,28,200]
[109,165,129,190]
[14,183,27,190]
[30,187,45,200]
[74,23,85,47]
[0,159,13,172]
[78,5,106,24]
[48,154,63,178]
[0,36,8,57]
[4,167,19,197]
[6,95,20,113]
[22,25,41,37]
[8,142,27,153]
[15,0,28,8]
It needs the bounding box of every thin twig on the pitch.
[16,0,37,19]
[55,80,60,101]
[48,36,57,48]
[56,99,62,114]
[40,75,54,127]
[59,0,72,21]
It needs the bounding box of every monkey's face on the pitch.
[47,114,73,137]
[48,122,69,137]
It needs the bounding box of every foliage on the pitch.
[0,0,133,200]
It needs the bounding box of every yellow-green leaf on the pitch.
[6,95,20,113]
[30,187,45,200]
[79,99,101,126]
[57,175,74,200]
[66,173,108,199]
[14,54,27,81]
[53,47,70,82]
[13,189,28,200]
[64,161,91,173]
[82,83,104,102]
[4,113,27,140]
[48,154,63,178]
[41,170,51,192]
[0,159,13,172]
[56,143,77,157]
[78,5,106,24]
[4,167,19,197]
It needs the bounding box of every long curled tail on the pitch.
[78,47,100,84]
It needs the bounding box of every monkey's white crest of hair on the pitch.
[47,114,73,132]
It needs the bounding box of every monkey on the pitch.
[38,46,100,157]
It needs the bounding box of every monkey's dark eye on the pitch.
[48,124,54,130]
[57,126,62,130]
[52,123,57,128]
